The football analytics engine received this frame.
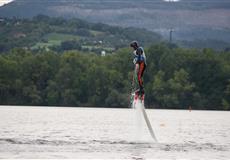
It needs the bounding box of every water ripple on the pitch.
[0,138,228,152]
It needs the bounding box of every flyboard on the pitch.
[130,64,158,142]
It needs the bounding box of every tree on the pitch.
[167,69,195,108]
[222,80,230,110]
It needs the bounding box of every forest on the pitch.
[0,44,230,110]
[0,16,230,110]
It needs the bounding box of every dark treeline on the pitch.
[0,43,230,110]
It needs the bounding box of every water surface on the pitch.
[0,106,229,159]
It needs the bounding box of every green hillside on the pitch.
[0,15,162,53]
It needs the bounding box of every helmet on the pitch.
[130,41,139,49]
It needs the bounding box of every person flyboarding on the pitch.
[130,41,147,98]
[130,41,157,141]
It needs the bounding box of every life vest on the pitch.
[133,47,147,65]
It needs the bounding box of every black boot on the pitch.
[140,86,144,95]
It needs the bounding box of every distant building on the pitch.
[101,50,106,56]
[15,21,21,26]
[45,47,50,52]
[14,33,26,38]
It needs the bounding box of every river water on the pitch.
[0,106,229,159]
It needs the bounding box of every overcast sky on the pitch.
[0,0,13,7]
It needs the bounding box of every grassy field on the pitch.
[31,40,61,50]
[31,32,115,51]
[44,33,80,41]
[89,30,105,36]
[31,33,81,49]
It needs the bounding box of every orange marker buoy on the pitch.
[160,123,165,127]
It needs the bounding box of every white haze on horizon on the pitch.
[0,0,13,7]
[163,0,180,2]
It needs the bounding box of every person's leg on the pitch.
[141,63,146,77]
[138,62,145,93]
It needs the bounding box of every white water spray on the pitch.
[132,98,158,142]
